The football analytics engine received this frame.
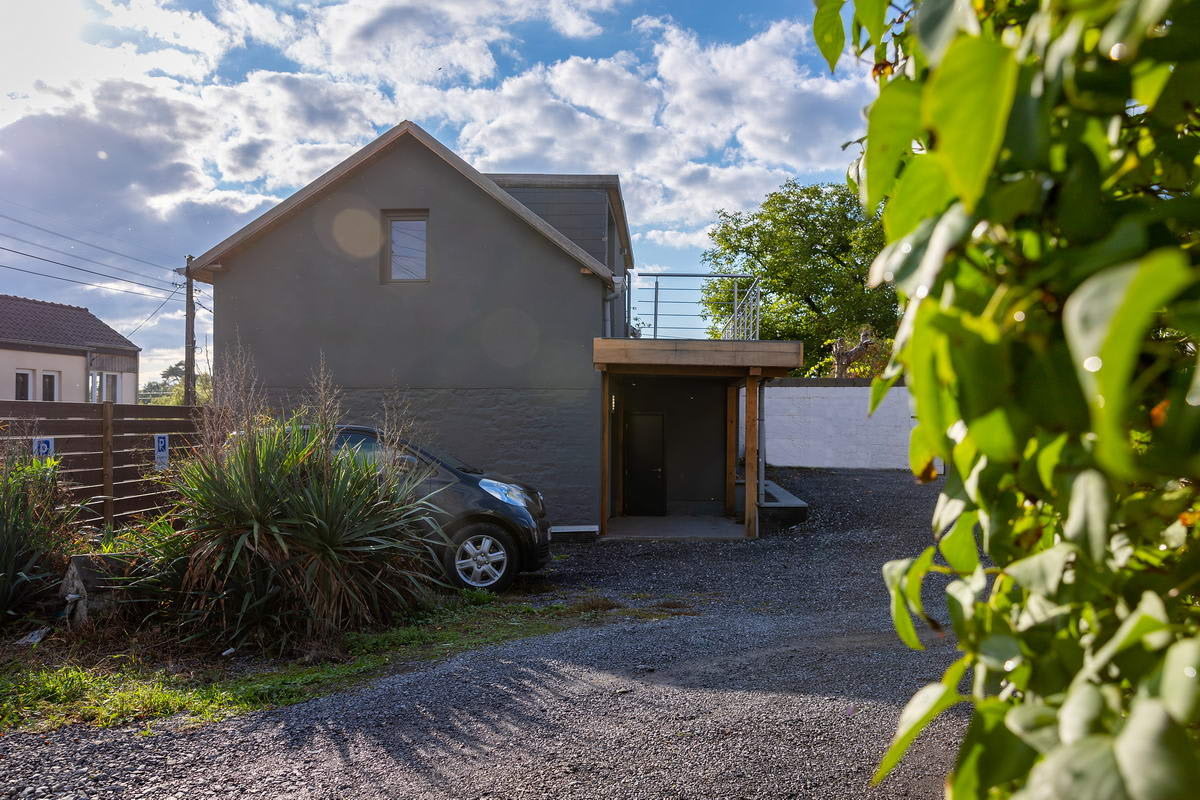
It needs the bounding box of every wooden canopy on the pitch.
[593,338,804,540]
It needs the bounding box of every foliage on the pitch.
[128,411,445,653]
[140,360,212,405]
[0,450,77,619]
[821,0,1200,795]
[700,181,898,363]
[805,333,896,378]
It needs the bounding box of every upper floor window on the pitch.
[384,212,428,282]
[14,369,31,401]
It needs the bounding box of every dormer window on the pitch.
[383,211,428,282]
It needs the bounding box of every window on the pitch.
[41,371,59,402]
[89,371,121,402]
[384,212,428,281]
[14,369,32,401]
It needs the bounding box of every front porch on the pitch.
[594,337,806,539]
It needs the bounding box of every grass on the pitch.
[0,590,660,733]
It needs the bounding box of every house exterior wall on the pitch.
[743,379,914,470]
[210,136,605,524]
[502,187,609,266]
[0,348,87,402]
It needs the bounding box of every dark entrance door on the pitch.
[625,412,665,515]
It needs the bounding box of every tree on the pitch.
[699,181,897,371]
[139,360,211,405]
[820,0,1200,796]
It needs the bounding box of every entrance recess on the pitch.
[594,337,805,539]
[625,412,665,515]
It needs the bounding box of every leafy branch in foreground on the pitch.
[820,0,1200,796]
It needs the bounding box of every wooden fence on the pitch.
[0,400,200,527]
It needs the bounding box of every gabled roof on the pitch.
[487,173,635,273]
[0,294,139,352]
[187,121,615,287]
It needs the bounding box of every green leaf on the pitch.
[914,0,979,66]
[866,78,923,210]
[1016,736,1130,800]
[1064,469,1111,564]
[813,0,847,72]
[1063,249,1196,477]
[1113,698,1200,800]
[874,661,966,783]
[945,578,976,639]
[952,700,1037,800]
[883,557,923,650]
[1005,703,1061,755]
[1087,592,1170,679]
[1157,638,1200,726]
[923,35,1019,211]
[905,545,937,623]
[1005,543,1077,597]
[979,634,1023,673]
[869,371,900,414]
[1059,682,1105,745]
[854,0,889,47]
[883,156,954,241]
[940,509,980,574]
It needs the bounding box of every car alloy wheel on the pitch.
[454,533,509,588]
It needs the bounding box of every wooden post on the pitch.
[725,382,737,517]
[614,390,624,518]
[600,370,610,536]
[101,400,114,528]
[744,376,760,539]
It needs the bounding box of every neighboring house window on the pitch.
[383,212,428,281]
[89,371,121,402]
[41,371,60,402]
[14,369,32,401]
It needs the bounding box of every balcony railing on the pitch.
[628,271,761,340]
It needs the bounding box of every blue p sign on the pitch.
[32,437,54,459]
[154,434,169,470]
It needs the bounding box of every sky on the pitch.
[0,0,875,385]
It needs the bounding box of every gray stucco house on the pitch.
[189,121,803,535]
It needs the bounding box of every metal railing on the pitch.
[629,272,761,340]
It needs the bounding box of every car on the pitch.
[333,425,551,592]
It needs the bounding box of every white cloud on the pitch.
[641,227,715,249]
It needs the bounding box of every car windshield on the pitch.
[411,441,483,474]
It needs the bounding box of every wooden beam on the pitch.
[594,337,804,370]
[614,391,624,518]
[598,363,793,378]
[725,382,737,517]
[600,370,610,536]
[744,377,760,540]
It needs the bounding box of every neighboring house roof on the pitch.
[487,174,635,273]
[187,121,617,287]
[0,294,139,353]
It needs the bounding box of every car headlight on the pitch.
[479,478,530,507]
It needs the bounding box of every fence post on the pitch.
[101,401,114,528]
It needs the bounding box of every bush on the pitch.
[131,412,445,653]
[0,450,77,620]
[822,0,1200,795]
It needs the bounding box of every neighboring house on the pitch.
[188,121,802,534]
[0,294,139,404]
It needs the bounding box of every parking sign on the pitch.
[32,437,54,459]
[154,434,169,470]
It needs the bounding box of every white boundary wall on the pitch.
[743,379,915,470]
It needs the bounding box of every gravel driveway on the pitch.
[1,469,964,799]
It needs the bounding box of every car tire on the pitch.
[443,523,518,593]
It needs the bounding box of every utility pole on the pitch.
[183,254,196,406]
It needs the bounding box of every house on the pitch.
[0,294,139,404]
[188,121,803,536]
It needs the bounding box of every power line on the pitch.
[0,197,176,270]
[0,230,177,288]
[0,212,177,276]
[126,286,182,336]
[0,245,184,295]
[0,262,180,300]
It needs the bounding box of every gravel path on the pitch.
[2,469,964,799]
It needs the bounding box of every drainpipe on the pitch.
[603,276,625,338]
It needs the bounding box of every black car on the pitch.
[333,426,550,592]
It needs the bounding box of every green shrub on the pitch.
[0,451,76,619]
[131,414,445,653]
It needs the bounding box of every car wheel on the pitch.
[443,523,517,592]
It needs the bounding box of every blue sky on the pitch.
[0,0,873,382]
